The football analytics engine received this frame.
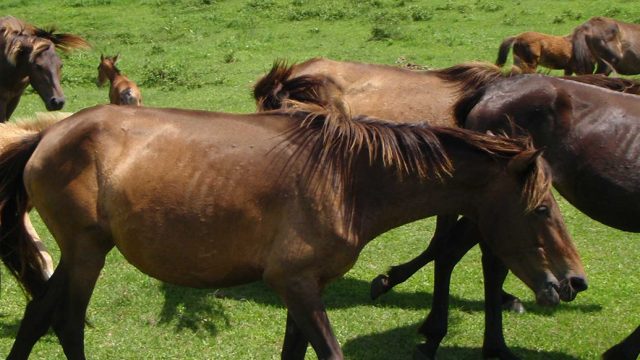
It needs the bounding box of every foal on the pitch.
[96,54,142,106]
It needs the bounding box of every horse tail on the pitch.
[571,25,595,74]
[496,36,516,67]
[253,60,336,111]
[0,129,47,298]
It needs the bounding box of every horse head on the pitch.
[96,54,119,87]
[27,39,65,111]
[473,142,587,306]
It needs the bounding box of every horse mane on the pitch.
[283,101,549,233]
[561,74,640,95]
[0,16,89,52]
[0,112,71,151]
[254,60,340,111]
[432,61,514,94]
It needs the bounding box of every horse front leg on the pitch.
[602,325,640,360]
[281,312,310,360]
[479,242,519,360]
[414,217,478,360]
[370,215,458,300]
[269,274,342,360]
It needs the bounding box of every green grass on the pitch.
[1,0,640,359]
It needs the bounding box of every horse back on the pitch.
[24,106,349,287]
[464,75,640,230]
[291,58,458,125]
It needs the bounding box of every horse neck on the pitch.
[349,147,497,243]
[102,64,121,83]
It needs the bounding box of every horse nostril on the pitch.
[570,276,588,292]
[49,98,65,110]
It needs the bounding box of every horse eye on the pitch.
[534,205,549,216]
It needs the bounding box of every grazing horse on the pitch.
[0,16,90,121]
[572,16,640,75]
[254,58,639,359]
[455,74,640,360]
[96,54,142,106]
[0,104,586,359]
[495,31,574,74]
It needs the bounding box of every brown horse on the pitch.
[572,16,640,75]
[0,16,89,121]
[254,58,638,359]
[495,31,574,74]
[1,104,585,359]
[96,54,142,106]
[456,73,640,360]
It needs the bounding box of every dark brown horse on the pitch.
[572,16,640,75]
[0,16,89,121]
[254,58,638,359]
[456,73,640,360]
[495,31,574,74]
[97,54,142,106]
[1,104,585,359]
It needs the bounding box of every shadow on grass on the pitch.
[157,282,230,335]
[342,323,581,360]
[0,317,20,339]
[156,276,602,335]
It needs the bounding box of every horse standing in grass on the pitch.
[254,58,640,359]
[495,31,575,74]
[0,104,585,359]
[572,16,640,75]
[96,54,142,106]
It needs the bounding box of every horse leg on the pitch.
[479,242,518,360]
[5,96,21,121]
[50,234,110,360]
[595,60,613,75]
[25,212,54,279]
[269,275,342,360]
[281,312,310,360]
[7,266,68,360]
[370,215,458,300]
[414,217,478,360]
[602,325,640,360]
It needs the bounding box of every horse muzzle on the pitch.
[535,281,561,307]
[558,276,588,302]
[47,97,65,111]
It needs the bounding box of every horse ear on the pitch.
[507,148,544,175]
[6,40,31,66]
[113,54,120,64]
[100,53,104,61]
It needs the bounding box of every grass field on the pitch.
[1,0,640,359]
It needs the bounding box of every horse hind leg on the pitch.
[370,215,458,300]
[7,266,68,360]
[24,213,54,278]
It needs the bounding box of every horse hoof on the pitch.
[413,343,436,360]
[502,297,525,314]
[370,274,390,300]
